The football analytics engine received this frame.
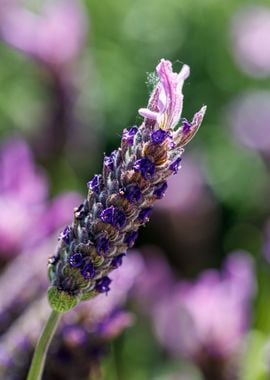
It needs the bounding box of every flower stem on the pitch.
[26,309,61,380]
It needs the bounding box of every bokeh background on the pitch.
[1,0,270,379]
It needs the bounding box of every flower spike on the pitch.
[48,59,206,313]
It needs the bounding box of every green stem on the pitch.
[26,309,61,380]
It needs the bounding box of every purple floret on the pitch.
[169,157,182,174]
[124,231,139,248]
[96,277,112,293]
[81,263,95,280]
[69,253,83,268]
[111,254,125,268]
[139,208,153,223]
[87,175,102,194]
[101,206,126,229]
[124,185,142,203]
[96,236,110,256]
[60,226,73,244]
[151,129,168,144]
[122,127,138,146]
[153,182,168,199]
[134,158,156,180]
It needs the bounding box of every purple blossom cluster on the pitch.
[146,252,256,380]
[0,0,87,71]
[0,139,81,259]
[48,59,206,311]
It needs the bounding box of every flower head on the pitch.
[48,59,206,313]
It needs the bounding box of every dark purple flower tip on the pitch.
[122,127,138,146]
[153,181,168,199]
[182,119,191,134]
[101,206,114,224]
[111,254,126,268]
[113,209,126,228]
[151,129,169,144]
[124,230,139,248]
[81,262,95,280]
[96,236,110,256]
[69,253,83,268]
[87,174,102,194]
[104,151,116,171]
[101,206,126,229]
[169,157,182,174]
[138,207,153,223]
[60,226,73,244]
[134,158,156,180]
[95,276,112,294]
[124,184,142,203]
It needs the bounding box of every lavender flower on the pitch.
[48,59,206,312]
[0,253,142,380]
[0,0,87,70]
[0,139,81,258]
[152,252,256,380]
[231,6,270,78]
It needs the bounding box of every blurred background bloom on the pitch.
[0,138,81,260]
[231,6,270,78]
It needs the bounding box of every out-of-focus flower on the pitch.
[48,59,206,313]
[228,91,270,154]
[231,6,270,78]
[0,138,82,258]
[134,246,176,312]
[0,253,142,380]
[152,252,255,379]
[0,0,87,71]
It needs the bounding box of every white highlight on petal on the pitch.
[138,108,159,120]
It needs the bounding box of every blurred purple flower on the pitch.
[153,252,255,366]
[0,138,82,258]
[1,0,87,70]
[231,6,270,78]
[134,246,176,312]
[228,91,270,153]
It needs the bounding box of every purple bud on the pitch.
[87,174,102,194]
[60,226,73,244]
[95,276,112,293]
[111,254,125,268]
[182,119,191,134]
[104,151,116,171]
[69,253,83,268]
[139,208,153,223]
[124,230,139,248]
[169,157,182,174]
[81,262,95,280]
[134,158,156,180]
[151,129,168,144]
[101,206,126,229]
[124,185,142,203]
[96,236,110,256]
[153,182,168,199]
[122,127,138,146]
[101,206,114,224]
